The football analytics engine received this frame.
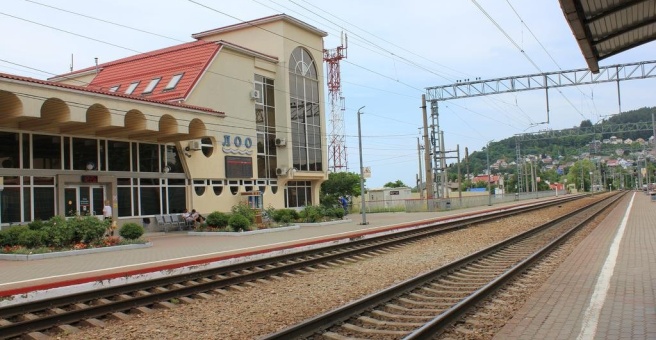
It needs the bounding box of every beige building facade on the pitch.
[0,15,328,230]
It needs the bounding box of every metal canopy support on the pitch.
[425,60,656,101]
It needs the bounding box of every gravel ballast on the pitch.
[61,197,605,340]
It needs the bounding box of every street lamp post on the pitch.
[357,106,368,225]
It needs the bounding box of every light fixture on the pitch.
[163,166,171,173]
[86,161,95,171]
[184,151,192,158]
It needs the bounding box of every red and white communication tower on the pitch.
[324,33,347,173]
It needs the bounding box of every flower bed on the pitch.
[0,241,152,261]
[0,216,147,258]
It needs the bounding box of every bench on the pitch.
[179,214,196,230]
[155,215,171,232]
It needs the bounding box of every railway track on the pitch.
[0,195,585,339]
[262,192,624,340]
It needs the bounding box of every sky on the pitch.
[2,0,656,188]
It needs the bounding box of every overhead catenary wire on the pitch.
[0,8,425,168]
[2,1,598,179]
[0,2,515,138]
[470,0,589,121]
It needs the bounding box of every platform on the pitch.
[494,191,656,339]
[1,192,653,340]
[0,198,530,297]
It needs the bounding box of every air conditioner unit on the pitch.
[276,167,287,176]
[275,137,286,147]
[250,90,261,100]
[188,140,202,151]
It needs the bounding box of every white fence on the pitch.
[351,190,565,214]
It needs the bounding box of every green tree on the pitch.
[566,159,595,191]
[579,119,593,128]
[383,180,407,188]
[320,172,364,206]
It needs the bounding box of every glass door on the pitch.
[79,186,91,216]
[64,186,106,217]
[65,188,77,217]
[92,187,105,216]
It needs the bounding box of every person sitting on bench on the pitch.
[191,209,205,223]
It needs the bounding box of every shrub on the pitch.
[299,205,323,223]
[18,229,48,248]
[68,216,107,244]
[231,202,256,224]
[327,207,345,219]
[119,222,144,240]
[0,225,29,246]
[28,219,46,231]
[43,216,76,248]
[206,211,230,228]
[271,209,299,224]
[229,214,251,231]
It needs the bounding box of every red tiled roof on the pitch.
[0,72,222,115]
[75,40,221,102]
[472,175,500,183]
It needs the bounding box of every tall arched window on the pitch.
[289,47,322,171]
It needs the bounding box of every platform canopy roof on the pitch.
[559,0,656,73]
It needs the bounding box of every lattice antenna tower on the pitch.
[324,32,348,173]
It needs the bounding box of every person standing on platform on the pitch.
[102,200,112,220]
[103,200,115,236]
[339,196,348,215]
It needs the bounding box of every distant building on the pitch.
[472,175,501,186]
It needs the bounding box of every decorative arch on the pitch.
[0,90,22,118]
[85,103,111,127]
[124,109,147,131]
[288,46,322,172]
[289,47,318,78]
[158,114,179,135]
[40,97,70,121]
[188,118,207,139]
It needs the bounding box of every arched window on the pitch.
[288,47,322,172]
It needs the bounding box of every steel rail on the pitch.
[0,194,578,319]
[261,192,623,339]
[0,195,583,339]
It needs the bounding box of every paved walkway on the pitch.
[0,196,555,297]
[494,191,656,340]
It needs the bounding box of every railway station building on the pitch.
[0,14,329,229]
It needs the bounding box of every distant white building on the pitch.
[368,187,412,210]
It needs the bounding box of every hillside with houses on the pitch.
[444,106,655,194]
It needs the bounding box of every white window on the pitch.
[143,78,161,94]
[109,85,120,93]
[164,73,183,90]
[125,81,140,95]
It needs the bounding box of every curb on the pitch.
[0,242,153,261]
[297,219,353,227]
[187,225,300,236]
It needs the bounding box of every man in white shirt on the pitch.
[102,201,112,220]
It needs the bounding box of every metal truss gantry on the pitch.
[425,60,656,101]
[424,60,656,195]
